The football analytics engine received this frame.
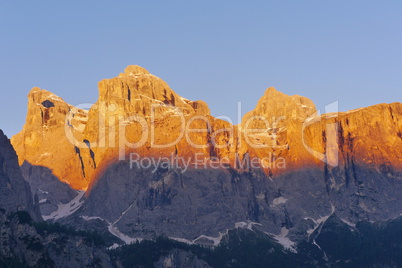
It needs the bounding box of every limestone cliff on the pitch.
[11,88,91,189]
[242,87,402,176]
[12,66,215,190]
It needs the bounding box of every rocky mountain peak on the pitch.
[28,87,64,104]
[241,87,317,136]
[124,65,150,75]
[252,87,316,120]
[263,86,282,96]
[96,65,209,117]
[13,66,213,190]
[12,88,91,190]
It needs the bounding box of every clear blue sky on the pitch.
[1,1,401,137]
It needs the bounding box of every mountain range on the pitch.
[1,65,401,267]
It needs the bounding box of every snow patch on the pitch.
[138,94,163,103]
[180,97,190,103]
[171,220,289,254]
[269,227,297,253]
[81,216,103,221]
[81,203,141,245]
[37,189,49,195]
[313,240,329,261]
[113,203,134,225]
[235,221,261,231]
[306,215,330,236]
[345,107,363,114]
[325,112,339,119]
[107,224,142,245]
[272,197,288,205]
[107,243,121,250]
[194,234,223,246]
[48,94,63,102]
[36,152,52,163]
[304,115,320,123]
[172,221,261,247]
[306,203,336,236]
[43,191,85,221]
[170,237,194,245]
[341,218,356,227]
[255,193,265,199]
[39,152,51,158]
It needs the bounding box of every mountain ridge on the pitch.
[11,65,402,191]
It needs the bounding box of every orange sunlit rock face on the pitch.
[11,66,402,190]
[11,88,91,189]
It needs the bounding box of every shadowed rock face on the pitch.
[0,132,112,266]
[20,161,79,217]
[68,159,402,244]
[0,130,40,220]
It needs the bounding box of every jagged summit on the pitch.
[244,86,316,126]
[28,86,41,94]
[27,87,65,107]
[124,65,150,75]
[263,86,281,96]
[12,87,90,189]
[95,65,211,119]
